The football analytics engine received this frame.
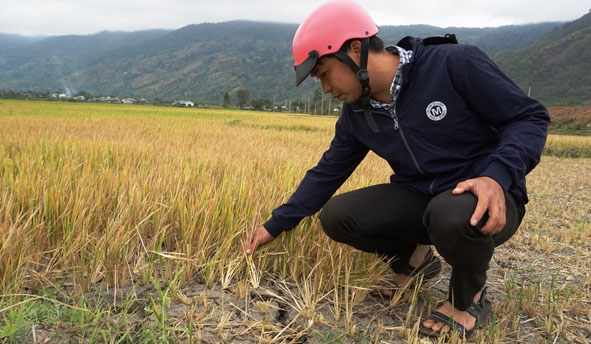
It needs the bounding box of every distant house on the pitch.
[98,96,121,104]
[175,100,194,107]
[121,98,135,104]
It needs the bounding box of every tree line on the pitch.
[225,87,341,115]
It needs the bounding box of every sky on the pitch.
[1,0,589,36]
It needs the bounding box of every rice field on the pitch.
[0,100,590,343]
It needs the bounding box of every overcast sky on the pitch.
[1,0,589,36]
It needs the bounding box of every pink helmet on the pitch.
[292,0,379,86]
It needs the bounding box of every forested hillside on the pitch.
[495,10,591,106]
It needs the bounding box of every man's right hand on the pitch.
[244,225,275,255]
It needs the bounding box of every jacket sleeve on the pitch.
[447,44,549,193]
[263,113,369,237]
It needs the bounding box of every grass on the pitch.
[544,135,591,158]
[1,100,590,343]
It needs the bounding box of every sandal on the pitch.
[419,287,493,339]
[400,247,442,280]
[375,248,442,298]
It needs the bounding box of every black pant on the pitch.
[319,183,525,310]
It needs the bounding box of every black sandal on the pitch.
[375,248,442,299]
[419,287,492,339]
[400,247,442,280]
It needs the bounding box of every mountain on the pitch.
[0,14,588,106]
[79,21,299,103]
[495,10,591,106]
[0,30,171,93]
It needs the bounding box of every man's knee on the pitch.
[319,196,343,240]
[319,195,362,243]
[425,191,480,243]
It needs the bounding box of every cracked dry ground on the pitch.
[26,251,576,344]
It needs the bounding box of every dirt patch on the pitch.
[548,106,591,121]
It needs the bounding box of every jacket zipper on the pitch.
[391,76,424,176]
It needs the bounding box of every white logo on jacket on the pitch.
[426,101,447,121]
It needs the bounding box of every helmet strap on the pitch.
[334,38,380,133]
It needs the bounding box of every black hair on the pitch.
[339,35,384,53]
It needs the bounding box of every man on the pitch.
[244,0,549,338]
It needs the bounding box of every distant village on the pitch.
[0,89,202,107]
[49,92,195,107]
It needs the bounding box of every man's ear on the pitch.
[348,40,362,57]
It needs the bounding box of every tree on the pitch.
[312,87,328,115]
[291,98,305,113]
[236,89,250,109]
[222,91,230,108]
[251,98,272,111]
[75,91,92,99]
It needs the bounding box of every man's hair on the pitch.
[339,35,385,53]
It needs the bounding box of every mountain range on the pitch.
[1,10,590,106]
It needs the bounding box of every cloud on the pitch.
[0,0,588,36]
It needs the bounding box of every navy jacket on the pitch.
[264,36,549,237]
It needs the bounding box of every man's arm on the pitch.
[450,44,550,194]
[244,112,369,254]
[448,45,549,233]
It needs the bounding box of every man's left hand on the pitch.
[453,176,506,235]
